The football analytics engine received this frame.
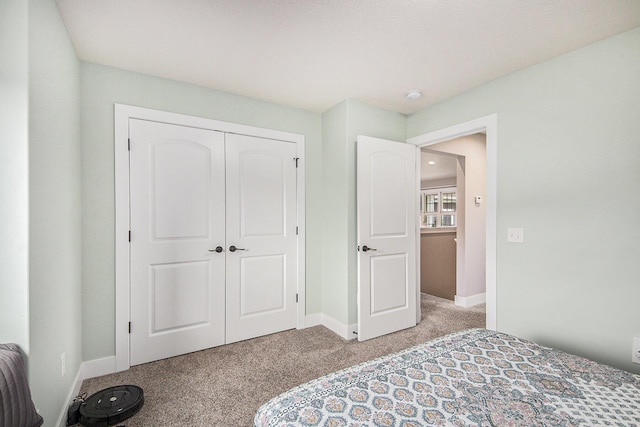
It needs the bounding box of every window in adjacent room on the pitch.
[420,187,456,228]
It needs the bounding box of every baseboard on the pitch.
[81,356,116,380]
[304,313,322,328]
[57,316,356,425]
[320,313,357,341]
[56,356,117,427]
[57,315,356,425]
[55,366,83,427]
[455,292,486,308]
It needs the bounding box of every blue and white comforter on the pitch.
[255,329,640,426]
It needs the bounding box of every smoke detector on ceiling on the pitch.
[406,90,422,100]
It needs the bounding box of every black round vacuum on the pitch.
[79,385,144,427]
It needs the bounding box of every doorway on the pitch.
[408,114,497,330]
[419,149,459,301]
[420,134,486,308]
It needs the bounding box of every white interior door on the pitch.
[357,135,417,341]
[225,133,298,344]
[129,119,226,365]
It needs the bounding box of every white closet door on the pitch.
[129,119,226,366]
[357,135,417,341]
[224,133,298,344]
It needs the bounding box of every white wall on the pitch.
[0,0,30,352]
[80,62,323,361]
[408,27,640,374]
[28,0,83,423]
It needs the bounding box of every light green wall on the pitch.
[321,100,406,326]
[28,0,83,424]
[408,27,640,373]
[321,102,349,322]
[0,0,30,352]
[80,62,323,360]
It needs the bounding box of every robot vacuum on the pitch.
[78,385,144,427]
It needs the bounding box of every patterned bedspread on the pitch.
[254,329,640,426]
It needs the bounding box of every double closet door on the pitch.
[129,119,298,366]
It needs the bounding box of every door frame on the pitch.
[407,113,497,330]
[114,104,306,372]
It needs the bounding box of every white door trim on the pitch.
[407,113,497,331]
[114,104,306,372]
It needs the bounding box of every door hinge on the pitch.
[296,293,299,303]
[128,322,131,334]
[296,226,299,235]
[128,138,130,151]
[128,230,131,242]
[294,157,299,168]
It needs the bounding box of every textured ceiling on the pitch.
[55,0,640,114]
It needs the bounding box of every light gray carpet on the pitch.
[79,294,485,426]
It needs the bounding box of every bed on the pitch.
[254,328,640,426]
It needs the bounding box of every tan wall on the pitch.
[420,232,457,300]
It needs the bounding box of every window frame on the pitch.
[420,186,457,229]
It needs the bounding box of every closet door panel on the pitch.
[129,119,226,366]
[225,133,298,343]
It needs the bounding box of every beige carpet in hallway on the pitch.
[79,294,485,426]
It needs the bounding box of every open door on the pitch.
[357,135,418,341]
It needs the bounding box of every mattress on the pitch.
[255,328,640,426]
